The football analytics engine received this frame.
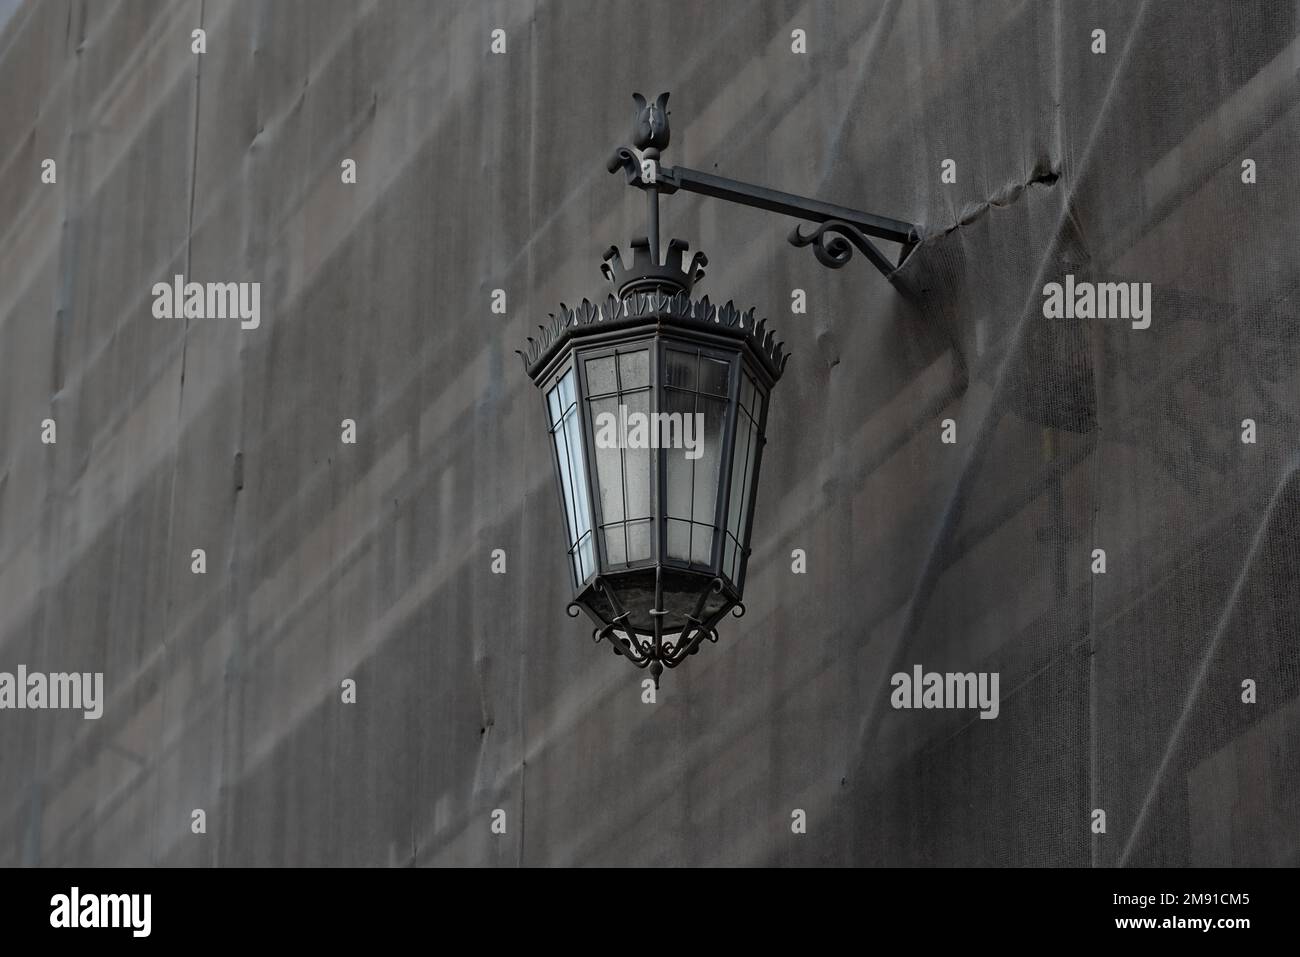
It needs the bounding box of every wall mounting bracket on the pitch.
[606,92,920,281]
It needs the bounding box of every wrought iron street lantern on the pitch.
[520,92,917,683]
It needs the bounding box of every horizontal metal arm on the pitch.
[650,163,918,280]
[658,165,918,246]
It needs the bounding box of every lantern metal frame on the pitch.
[524,286,783,684]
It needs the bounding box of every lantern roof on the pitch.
[517,259,790,385]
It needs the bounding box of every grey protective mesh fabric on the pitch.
[0,1,1295,866]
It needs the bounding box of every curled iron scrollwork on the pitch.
[789,220,867,269]
[605,145,641,185]
[788,220,895,276]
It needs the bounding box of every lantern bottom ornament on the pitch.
[568,568,743,685]
[519,235,786,684]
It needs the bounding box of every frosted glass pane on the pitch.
[551,416,579,545]
[740,373,756,416]
[727,412,752,540]
[626,520,651,562]
[558,368,577,409]
[618,350,649,388]
[664,390,694,520]
[736,414,759,542]
[749,383,765,424]
[667,519,691,561]
[700,357,730,396]
[664,349,695,390]
[590,396,624,524]
[691,525,713,565]
[547,382,563,426]
[578,532,595,582]
[623,390,651,520]
[585,355,616,396]
[560,380,593,579]
[692,397,726,525]
[604,524,627,565]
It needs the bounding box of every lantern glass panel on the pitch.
[546,367,595,586]
[723,367,766,586]
[662,346,732,569]
[583,346,654,571]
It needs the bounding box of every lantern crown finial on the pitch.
[600,236,707,297]
[630,92,670,154]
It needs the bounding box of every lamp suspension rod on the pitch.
[647,183,660,261]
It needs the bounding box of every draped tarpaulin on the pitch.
[0,0,1295,866]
